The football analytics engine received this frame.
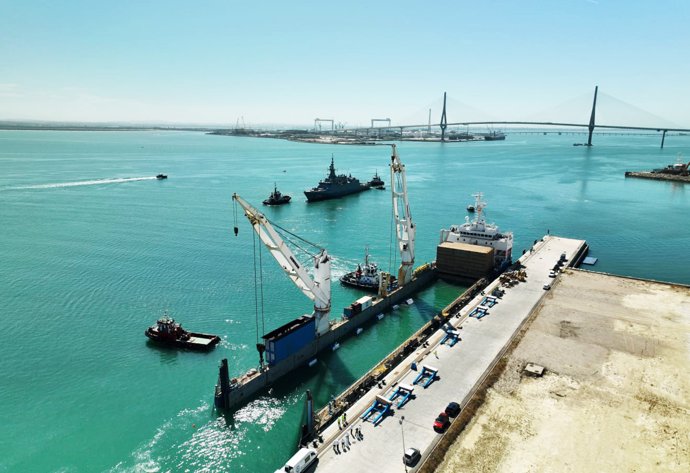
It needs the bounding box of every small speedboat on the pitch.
[467,205,475,212]
[156,174,168,180]
[263,183,291,205]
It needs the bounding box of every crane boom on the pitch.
[390,145,416,286]
[232,193,332,335]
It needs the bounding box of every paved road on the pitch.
[310,236,586,473]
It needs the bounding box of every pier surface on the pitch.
[437,269,690,473]
[311,236,587,473]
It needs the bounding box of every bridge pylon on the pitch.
[586,86,598,146]
[440,92,448,141]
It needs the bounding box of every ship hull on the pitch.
[339,273,398,293]
[304,185,369,202]
[145,328,220,350]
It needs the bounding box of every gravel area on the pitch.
[436,269,690,473]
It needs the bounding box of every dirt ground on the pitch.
[436,269,690,473]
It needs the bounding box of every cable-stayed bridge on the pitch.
[324,88,690,149]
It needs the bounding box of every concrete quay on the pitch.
[309,235,586,473]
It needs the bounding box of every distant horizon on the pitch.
[2,115,690,133]
[2,1,689,129]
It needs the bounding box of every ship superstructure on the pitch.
[440,192,513,268]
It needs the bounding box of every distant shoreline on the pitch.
[0,123,214,132]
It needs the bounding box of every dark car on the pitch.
[445,401,461,418]
[433,412,450,432]
[403,447,421,467]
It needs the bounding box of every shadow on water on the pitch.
[578,146,593,198]
[410,297,440,322]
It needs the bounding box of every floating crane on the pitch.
[390,144,416,286]
[232,193,332,337]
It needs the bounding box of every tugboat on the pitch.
[441,192,514,270]
[156,174,168,179]
[340,248,397,293]
[367,171,385,190]
[145,313,220,350]
[263,183,291,205]
[304,155,370,202]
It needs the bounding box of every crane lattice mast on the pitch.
[390,145,416,286]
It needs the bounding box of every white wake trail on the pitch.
[9,176,158,190]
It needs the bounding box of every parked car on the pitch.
[445,401,461,417]
[543,284,551,290]
[548,270,556,278]
[403,447,421,467]
[433,412,450,432]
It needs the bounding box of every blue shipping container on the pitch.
[265,315,316,365]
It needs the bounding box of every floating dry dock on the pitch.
[215,265,437,410]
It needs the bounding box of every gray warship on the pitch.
[304,156,369,202]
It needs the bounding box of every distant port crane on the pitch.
[371,118,391,128]
[314,118,334,132]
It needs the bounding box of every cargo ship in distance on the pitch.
[304,156,370,202]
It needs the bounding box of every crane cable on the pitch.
[252,229,260,347]
[270,219,323,257]
[258,231,265,337]
[235,196,265,350]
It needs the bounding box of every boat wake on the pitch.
[109,397,288,472]
[5,176,158,190]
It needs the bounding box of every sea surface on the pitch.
[1,130,688,472]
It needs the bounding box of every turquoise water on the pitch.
[1,130,688,472]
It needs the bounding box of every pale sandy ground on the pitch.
[437,269,690,473]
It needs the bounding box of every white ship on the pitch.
[439,192,513,268]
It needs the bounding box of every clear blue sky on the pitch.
[1,0,689,127]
